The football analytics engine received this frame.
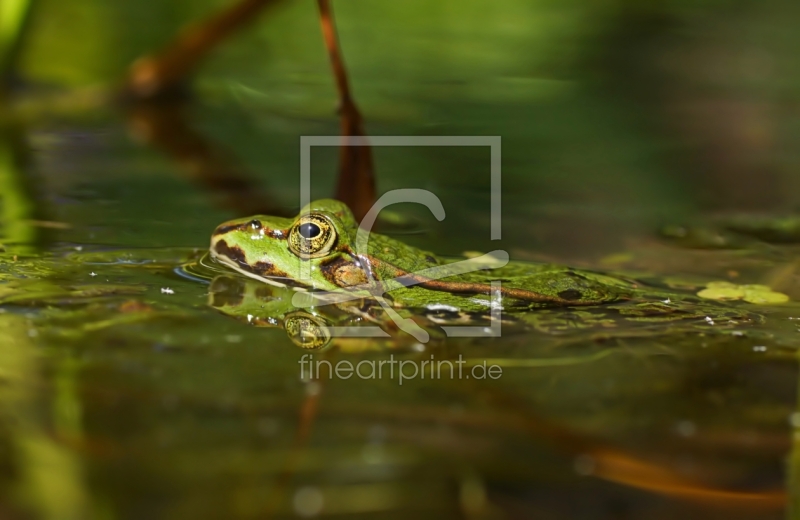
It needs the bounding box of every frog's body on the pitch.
[204,198,778,351]
[209,199,632,312]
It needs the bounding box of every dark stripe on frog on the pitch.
[212,222,250,236]
[213,240,248,267]
[212,222,289,239]
[362,254,614,306]
[213,240,289,278]
[252,261,288,278]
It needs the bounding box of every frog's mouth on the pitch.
[210,253,289,288]
[209,239,304,290]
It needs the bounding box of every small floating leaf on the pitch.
[741,289,789,304]
[740,284,772,292]
[697,281,789,304]
[698,281,744,300]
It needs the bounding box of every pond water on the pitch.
[2,0,800,519]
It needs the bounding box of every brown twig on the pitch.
[317,0,376,222]
[125,0,283,99]
[124,0,377,220]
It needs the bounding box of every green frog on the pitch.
[206,199,772,349]
[209,199,633,310]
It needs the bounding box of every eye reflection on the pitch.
[284,312,332,350]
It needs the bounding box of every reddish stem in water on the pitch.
[125,0,283,98]
[317,0,376,222]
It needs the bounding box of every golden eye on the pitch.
[288,214,336,259]
[284,312,332,350]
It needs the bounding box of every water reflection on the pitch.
[0,237,792,517]
[125,100,284,217]
[204,270,405,351]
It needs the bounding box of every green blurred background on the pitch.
[7,0,800,258]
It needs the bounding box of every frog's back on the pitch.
[452,261,633,307]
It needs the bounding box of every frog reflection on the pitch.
[204,267,765,353]
[206,274,412,351]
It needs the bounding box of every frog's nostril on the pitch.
[248,219,262,230]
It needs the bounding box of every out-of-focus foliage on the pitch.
[0,0,33,75]
[13,0,800,256]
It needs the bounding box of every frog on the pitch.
[206,199,770,344]
[208,199,634,311]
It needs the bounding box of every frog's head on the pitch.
[209,199,360,290]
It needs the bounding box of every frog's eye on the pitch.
[284,312,332,350]
[288,214,336,259]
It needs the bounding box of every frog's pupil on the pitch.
[299,222,321,239]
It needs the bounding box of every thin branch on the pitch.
[317,0,376,222]
[125,0,283,99]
